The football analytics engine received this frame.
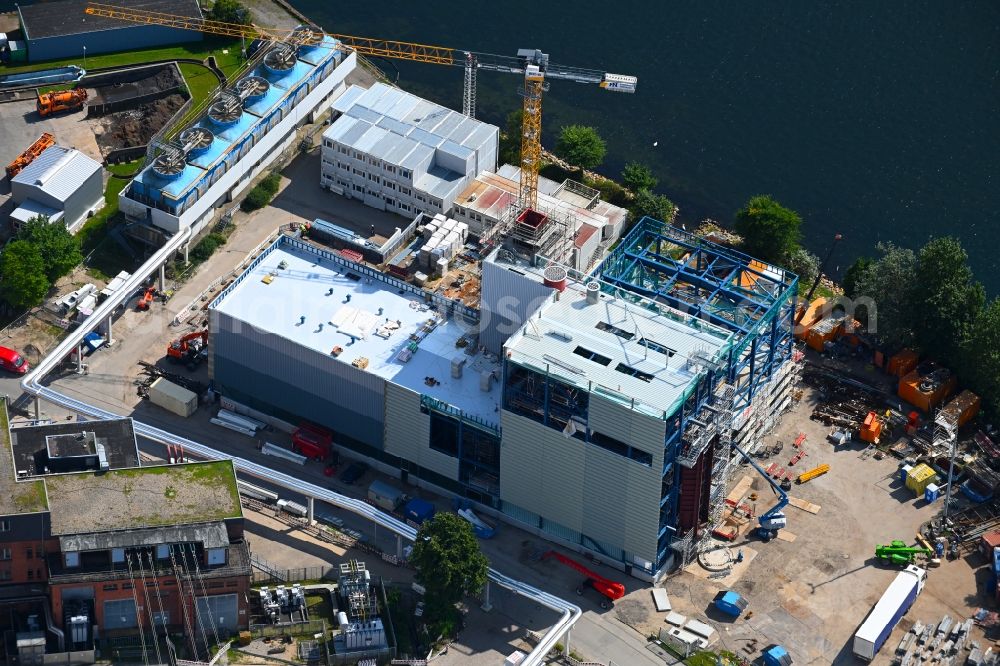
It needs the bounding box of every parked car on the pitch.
[339,462,369,485]
[0,346,29,374]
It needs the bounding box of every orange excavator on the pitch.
[6,132,55,179]
[136,286,157,312]
[167,330,208,369]
[37,88,88,117]
[543,551,626,608]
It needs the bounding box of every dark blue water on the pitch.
[293,0,1000,291]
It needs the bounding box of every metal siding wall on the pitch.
[480,262,553,354]
[212,312,384,447]
[384,383,459,480]
[500,412,586,535]
[29,27,201,62]
[588,393,632,443]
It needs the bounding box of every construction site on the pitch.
[0,2,998,666]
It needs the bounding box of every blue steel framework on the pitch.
[599,217,798,569]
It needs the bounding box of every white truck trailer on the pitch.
[853,565,927,660]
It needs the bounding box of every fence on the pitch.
[251,565,338,584]
[250,619,327,639]
[329,647,394,666]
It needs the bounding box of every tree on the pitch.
[912,237,985,368]
[410,513,489,631]
[209,0,250,24]
[630,189,677,224]
[733,195,802,265]
[785,247,820,285]
[555,125,606,172]
[843,256,873,298]
[498,109,523,167]
[0,241,51,310]
[850,242,918,347]
[621,162,658,193]
[15,215,83,282]
[962,298,1000,417]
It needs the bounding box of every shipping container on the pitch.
[147,377,197,417]
[887,349,919,377]
[940,390,981,428]
[368,480,406,512]
[905,464,938,497]
[853,565,926,660]
[794,297,828,340]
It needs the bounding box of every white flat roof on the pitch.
[504,279,733,417]
[212,241,501,427]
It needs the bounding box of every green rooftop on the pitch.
[0,401,49,516]
[46,459,242,535]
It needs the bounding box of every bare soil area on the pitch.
[94,93,186,155]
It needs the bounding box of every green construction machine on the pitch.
[875,540,933,566]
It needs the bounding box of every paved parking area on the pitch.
[0,98,102,167]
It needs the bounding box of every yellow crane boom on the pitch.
[84,3,636,213]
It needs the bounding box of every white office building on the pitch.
[10,145,103,234]
[321,82,498,219]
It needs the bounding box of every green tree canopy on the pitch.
[15,215,82,282]
[209,0,251,24]
[555,125,606,171]
[913,237,985,368]
[630,189,678,224]
[621,162,658,193]
[962,298,1000,417]
[843,256,873,299]
[498,109,524,168]
[733,195,802,265]
[850,242,918,348]
[410,513,489,629]
[0,241,51,310]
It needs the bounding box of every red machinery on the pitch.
[136,287,157,311]
[292,422,335,463]
[543,551,625,608]
[167,330,208,368]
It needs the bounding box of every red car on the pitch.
[0,346,29,374]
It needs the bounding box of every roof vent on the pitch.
[179,126,214,156]
[151,145,186,180]
[237,75,269,102]
[208,92,243,126]
[543,265,568,292]
[586,281,601,305]
[264,45,297,75]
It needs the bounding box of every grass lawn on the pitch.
[1,37,244,76]
[178,62,223,106]
[79,171,136,280]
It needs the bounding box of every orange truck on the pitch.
[5,132,55,179]
[36,88,88,117]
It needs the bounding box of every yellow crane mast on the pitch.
[84,3,637,213]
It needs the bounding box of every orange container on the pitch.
[806,316,843,352]
[887,349,919,377]
[794,297,828,340]
[860,411,882,443]
[898,366,957,412]
[940,390,981,428]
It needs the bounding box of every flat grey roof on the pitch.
[20,0,201,40]
[211,240,502,427]
[10,417,139,479]
[504,279,734,417]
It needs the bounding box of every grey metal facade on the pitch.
[210,309,385,449]
[383,382,459,482]
[499,407,663,565]
[24,27,201,63]
[196,594,239,632]
[478,260,555,355]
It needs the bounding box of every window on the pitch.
[27,569,33,580]
[0,549,10,561]
[638,338,676,357]
[156,544,170,560]
[0,571,10,582]
[596,321,635,340]
[206,548,226,566]
[111,548,125,563]
[401,187,411,196]
[104,599,138,630]
[429,413,460,457]
[615,363,654,382]
[26,547,32,559]
[64,552,80,568]
[590,431,653,468]
[573,346,612,366]
[0,520,9,532]
[103,583,119,591]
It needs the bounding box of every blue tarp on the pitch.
[403,498,435,525]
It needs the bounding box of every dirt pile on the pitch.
[94,93,186,154]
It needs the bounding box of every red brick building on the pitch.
[1,401,252,662]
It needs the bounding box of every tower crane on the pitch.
[84,3,637,212]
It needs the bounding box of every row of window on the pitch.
[325,142,414,180]
[453,205,488,224]
[0,546,43,561]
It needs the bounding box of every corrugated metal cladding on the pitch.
[26,28,201,62]
[589,394,666,471]
[479,261,554,354]
[383,383,459,481]
[212,311,384,447]
[500,411,660,562]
